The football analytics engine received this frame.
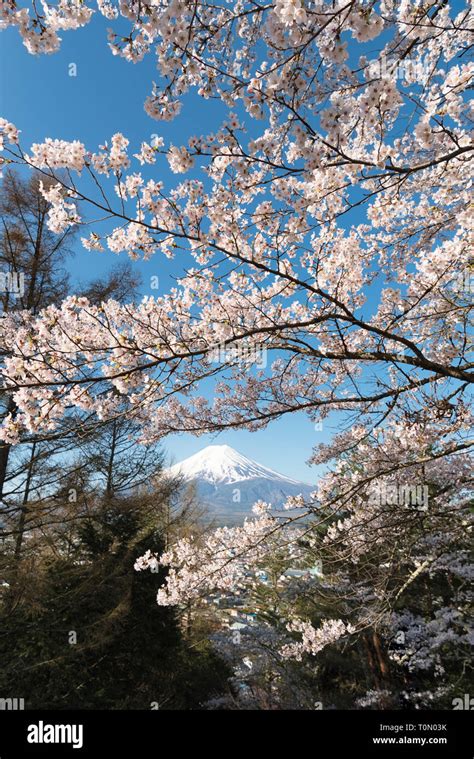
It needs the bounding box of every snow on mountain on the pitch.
[167,445,314,521]
[168,444,303,486]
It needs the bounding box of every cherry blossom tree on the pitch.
[0,1,472,697]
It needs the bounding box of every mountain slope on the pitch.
[168,445,313,520]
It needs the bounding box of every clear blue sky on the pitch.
[0,14,371,483]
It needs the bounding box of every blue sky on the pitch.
[1,15,364,483]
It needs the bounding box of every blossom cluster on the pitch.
[30,138,86,171]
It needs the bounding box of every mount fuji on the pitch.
[167,444,314,522]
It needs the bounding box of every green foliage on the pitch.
[0,496,229,710]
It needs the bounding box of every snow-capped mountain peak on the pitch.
[168,444,303,486]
